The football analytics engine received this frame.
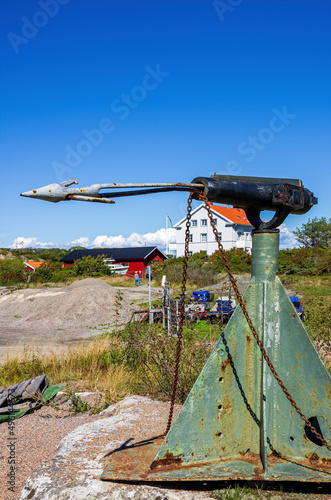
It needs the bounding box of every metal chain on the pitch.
[164,193,193,436]
[199,192,330,451]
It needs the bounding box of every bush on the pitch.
[210,248,251,274]
[305,298,331,341]
[0,258,25,284]
[279,248,331,276]
[74,255,113,276]
[117,322,217,403]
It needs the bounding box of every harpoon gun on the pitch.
[21,174,317,230]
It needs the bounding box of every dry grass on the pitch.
[0,339,131,402]
[101,275,136,287]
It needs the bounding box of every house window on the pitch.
[212,218,217,226]
[201,219,207,227]
[192,220,197,227]
[200,233,207,242]
[189,234,193,242]
[218,232,222,240]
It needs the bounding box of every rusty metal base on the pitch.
[102,232,331,484]
[101,436,331,483]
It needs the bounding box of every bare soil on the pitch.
[0,278,160,360]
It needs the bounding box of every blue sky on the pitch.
[1,0,330,250]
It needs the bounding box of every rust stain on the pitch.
[102,435,331,482]
[306,453,320,462]
[33,190,37,194]
[150,451,183,470]
[48,190,52,193]
[221,358,230,370]
[79,188,87,193]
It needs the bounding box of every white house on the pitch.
[169,203,253,257]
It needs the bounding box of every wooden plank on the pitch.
[0,384,19,408]
[0,401,38,414]
[12,379,32,399]
[21,374,48,400]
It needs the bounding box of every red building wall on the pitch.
[116,253,164,278]
[125,261,145,277]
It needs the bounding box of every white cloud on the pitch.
[279,224,298,250]
[69,237,91,247]
[12,227,298,252]
[11,237,57,249]
[90,228,176,248]
[92,234,127,248]
[10,228,176,251]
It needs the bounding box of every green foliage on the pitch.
[293,216,331,249]
[116,322,218,402]
[0,258,25,284]
[279,247,331,276]
[152,249,251,286]
[74,254,113,276]
[68,246,87,251]
[281,276,331,344]
[211,248,252,274]
[32,264,53,282]
[211,485,261,500]
[305,298,331,340]
[11,247,68,262]
[65,385,91,414]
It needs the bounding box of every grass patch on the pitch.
[0,321,221,405]
[0,339,131,403]
[282,276,331,341]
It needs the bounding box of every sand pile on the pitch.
[0,278,139,331]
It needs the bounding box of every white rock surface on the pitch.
[19,396,213,500]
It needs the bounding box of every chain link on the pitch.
[199,192,330,451]
[164,194,193,436]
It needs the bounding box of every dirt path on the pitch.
[0,279,163,361]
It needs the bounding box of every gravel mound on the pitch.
[0,278,138,331]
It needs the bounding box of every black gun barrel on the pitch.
[191,176,317,215]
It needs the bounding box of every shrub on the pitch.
[74,255,113,276]
[211,248,251,274]
[0,258,25,284]
[117,322,217,403]
[279,248,331,276]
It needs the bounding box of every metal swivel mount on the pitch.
[21,175,331,482]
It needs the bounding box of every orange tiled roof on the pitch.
[209,204,252,226]
[25,261,45,269]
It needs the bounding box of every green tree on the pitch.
[74,255,112,276]
[293,217,331,249]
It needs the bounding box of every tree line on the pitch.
[0,217,330,286]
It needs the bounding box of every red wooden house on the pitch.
[60,246,167,277]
